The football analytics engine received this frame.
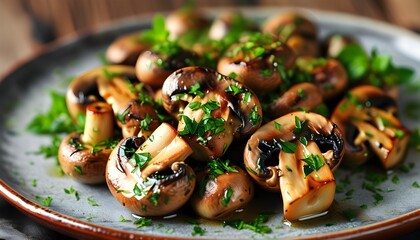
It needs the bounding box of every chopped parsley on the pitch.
[249,105,262,125]
[223,213,273,234]
[130,152,152,173]
[134,218,153,228]
[73,166,83,175]
[87,196,100,206]
[279,141,297,154]
[35,196,53,207]
[301,154,325,177]
[119,215,132,222]
[274,121,281,130]
[64,186,80,200]
[191,225,206,236]
[221,187,233,207]
[413,181,420,188]
[188,83,204,98]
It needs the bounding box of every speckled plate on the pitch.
[0,7,419,240]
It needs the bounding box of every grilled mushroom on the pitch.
[269,82,323,118]
[106,122,195,216]
[190,160,254,220]
[331,85,410,169]
[162,66,262,161]
[58,102,115,184]
[217,37,296,93]
[165,9,210,40]
[244,111,344,192]
[105,32,151,65]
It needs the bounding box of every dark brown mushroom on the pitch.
[58,102,115,184]
[190,161,254,220]
[244,111,344,192]
[106,122,195,216]
[331,85,410,169]
[208,11,258,41]
[217,39,296,93]
[165,9,210,40]
[262,12,317,41]
[161,66,262,161]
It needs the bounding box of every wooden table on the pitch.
[1,0,420,239]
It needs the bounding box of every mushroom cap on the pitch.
[269,82,323,118]
[165,9,210,40]
[58,132,112,184]
[262,12,317,40]
[190,165,254,220]
[217,41,296,93]
[105,32,150,65]
[244,111,344,192]
[286,35,319,58]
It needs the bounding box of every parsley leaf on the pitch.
[301,154,325,177]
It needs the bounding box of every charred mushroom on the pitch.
[58,102,116,184]
[106,122,195,216]
[295,57,348,100]
[162,66,262,161]
[190,159,254,220]
[244,111,344,192]
[105,32,151,65]
[331,85,410,169]
[269,82,323,118]
[217,36,296,93]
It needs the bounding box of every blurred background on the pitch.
[1,0,420,75]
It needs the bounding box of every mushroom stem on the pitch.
[279,141,336,221]
[81,102,114,145]
[134,123,193,179]
[97,76,138,114]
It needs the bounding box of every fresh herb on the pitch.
[35,196,53,207]
[141,14,169,44]
[409,128,420,150]
[292,116,307,134]
[103,69,117,79]
[413,181,420,188]
[27,91,76,134]
[285,165,293,172]
[148,191,160,206]
[274,121,281,130]
[117,106,131,124]
[279,141,297,154]
[86,215,93,221]
[188,101,201,110]
[342,209,357,221]
[87,196,100,206]
[201,100,220,114]
[225,84,245,95]
[130,152,152,172]
[221,187,233,207]
[32,179,37,187]
[301,154,325,177]
[249,105,262,125]
[36,135,62,159]
[165,228,175,234]
[208,158,238,179]
[391,175,400,184]
[73,166,83,175]
[191,225,206,236]
[223,213,273,234]
[64,186,80,200]
[119,215,132,222]
[134,218,153,228]
[360,204,368,209]
[188,83,204,98]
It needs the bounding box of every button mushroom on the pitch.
[165,8,210,40]
[135,46,199,89]
[217,36,296,93]
[331,85,410,169]
[106,122,195,217]
[269,82,323,118]
[58,102,116,184]
[295,57,348,100]
[161,66,262,161]
[208,11,258,41]
[190,159,254,220]
[244,111,344,192]
[105,32,151,65]
[262,12,318,58]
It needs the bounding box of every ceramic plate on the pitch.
[0,7,419,239]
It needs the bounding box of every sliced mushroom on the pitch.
[296,57,348,100]
[244,111,344,192]
[106,122,195,216]
[331,85,410,169]
[58,102,115,184]
[217,38,296,93]
[279,141,336,221]
[269,82,323,118]
[162,66,262,160]
[190,161,254,220]
[105,32,151,65]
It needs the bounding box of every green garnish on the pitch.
[391,175,400,184]
[188,83,204,98]
[119,215,132,222]
[191,225,206,236]
[32,179,37,187]
[73,166,83,175]
[87,196,100,206]
[208,158,238,179]
[279,141,297,154]
[249,105,262,125]
[134,218,153,228]
[223,213,273,234]
[413,181,420,188]
[221,187,233,207]
[35,196,53,207]
[130,152,152,173]
[274,121,281,130]
[64,186,80,200]
[301,154,325,177]
[188,101,201,110]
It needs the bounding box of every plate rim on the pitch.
[1,7,420,239]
